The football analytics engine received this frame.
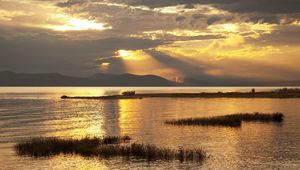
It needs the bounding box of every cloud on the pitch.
[57,0,88,7]
[0,31,165,76]
[250,25,300,45]
[206,16,222,25]
[121,0,300,14]
[218,0,300,14]
[175,16,186,22]
[0,0,299,81]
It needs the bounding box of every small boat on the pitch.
[122,91,136,96]
[61,95,68,99]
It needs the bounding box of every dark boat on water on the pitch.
[122,91,136,96]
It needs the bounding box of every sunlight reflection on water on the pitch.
[0,87,299,169]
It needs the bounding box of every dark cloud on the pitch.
[192,14,204,20]
[249,25,300,46]
[218,0,300,14]
[122,0,300,14]
[0,36,165,76]
[246,15,281,24]
[57,0,88,7]
[206,16,222,25]
[175,16,186,22]
[184,3,196,9]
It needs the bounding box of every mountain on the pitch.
[0,71,299,86]
[0,71,175,86]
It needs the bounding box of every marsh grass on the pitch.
[15,136,131,157]
[95,143,205,162]
[165,112,283,127]
[15,136,205,162]
[166,116,241,127]
[226,112,283,122]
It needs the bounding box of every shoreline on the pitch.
[61,90,300,100]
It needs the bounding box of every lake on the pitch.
[0,87,299,169]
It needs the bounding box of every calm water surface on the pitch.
[0,87,299,169]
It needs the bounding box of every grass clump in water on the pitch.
[94,143,176,160]
[165,112,283,127]
[96,143,205,162]
[15,136,131,157]
[15,136,205,162]
[165,116,241,127]
[226,112,283,122]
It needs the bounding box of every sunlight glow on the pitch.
[99,62,110,72]
[153,5,197,14]
[113,49,179,79]
[46,18,112,31]
[140,29,213,40]
[0,9,30,21]
[208,23,276,38]
[156,37,279,60]
[116,50,144,61]
[291,20,300,26]
[152,5,228,15]
[209,23,239,33]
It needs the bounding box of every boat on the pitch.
[122,91,136,96]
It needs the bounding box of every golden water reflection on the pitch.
[114,98,299,169]
[1,88,299,169]
[43,99,120,139]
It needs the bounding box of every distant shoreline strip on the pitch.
[61,91,300,100]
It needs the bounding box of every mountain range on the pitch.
[0,71,299,86]
[0,71,175,86]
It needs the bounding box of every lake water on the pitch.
[0,87,299,169]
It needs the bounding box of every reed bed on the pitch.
[165,112,283,127]
[15,137,205,162]
[15,136,131,157]
[95,143,205,162]
[166,116,241,127]
[226,112,283,122]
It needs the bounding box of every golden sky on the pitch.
[0,0,299,82]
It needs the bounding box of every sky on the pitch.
[0,0,299,82]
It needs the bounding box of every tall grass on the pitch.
[15,136,130,157]
[15,136,205,162]
[226,112,283,122]
[165,116,241,127]
[165,112,283,127]
[95,143,205,162]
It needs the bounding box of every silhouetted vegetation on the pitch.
[94,143,205,162]
[15,136,130,157]
[165,112,284,127]
[274,88,300,94]
[227,112,283,122]
[61,88,300,100]
[166,116,241,127]
[15,136,205,162]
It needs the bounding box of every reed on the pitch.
[226,112,283,122]
[165,112,283,127]
[95,143,194,161]
[165,116,241,127]
[15,136,131,157]
[15,137,205,162]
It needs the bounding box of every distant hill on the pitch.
[0,71,175,86]
[0,71,299,86]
